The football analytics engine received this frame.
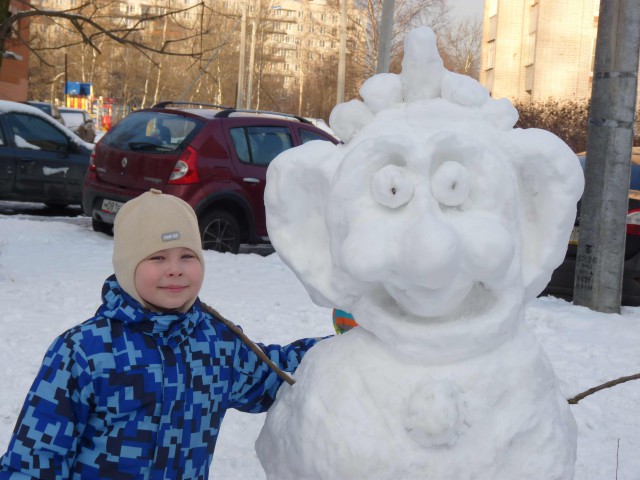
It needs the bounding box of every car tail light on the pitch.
[88,149,97,172]
[626,209,640,235]
[169,146,200,184]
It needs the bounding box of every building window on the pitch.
[487,0,498,17]
[486,40,496,69]
[524,32,536,65]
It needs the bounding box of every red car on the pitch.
[82,102,339,253]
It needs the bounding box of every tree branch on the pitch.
[1,2,209,57]
[568,373,640,404]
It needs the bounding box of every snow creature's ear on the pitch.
[265,141,343,308]
[508,128,584,300]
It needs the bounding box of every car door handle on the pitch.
[243,177,260,184]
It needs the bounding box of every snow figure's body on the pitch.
[256,27,582,479]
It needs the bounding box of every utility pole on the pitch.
[236,1,247,109]
[376,0,394,73]
[246,21,257,110]
[336,0,348,104]
[573,0,640,313]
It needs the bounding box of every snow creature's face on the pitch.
[327,131,517,319]
[264,27,583,357]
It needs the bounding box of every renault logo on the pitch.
[121,157,128,168]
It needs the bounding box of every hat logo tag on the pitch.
[162,231,181,242]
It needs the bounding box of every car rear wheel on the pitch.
[200,210,241,254]
[92,218,113,235]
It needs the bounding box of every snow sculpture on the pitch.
[257,27,582,479]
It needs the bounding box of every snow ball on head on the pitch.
[112,188,204,310]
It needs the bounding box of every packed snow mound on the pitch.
[257,26,583,479]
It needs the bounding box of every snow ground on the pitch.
[0,212,639,479]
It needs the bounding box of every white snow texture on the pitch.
[256,27,585,479]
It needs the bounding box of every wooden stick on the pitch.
[201,302,296,386]
[568,373,640,404]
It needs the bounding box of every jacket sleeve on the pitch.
[228,336,322,413]
[0,333,93,479]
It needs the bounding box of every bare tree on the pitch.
[352,0,449,76]
[0,0,214,72]
[437,16,481,79]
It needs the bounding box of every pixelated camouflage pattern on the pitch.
[0,275,317,479]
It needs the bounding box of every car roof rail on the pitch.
[152,101,234,110]
[214,108,312,124]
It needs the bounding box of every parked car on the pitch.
[59,107,97,143]
[82,102,340,253]
[543,147,640,305]
[0,100,93,207]
[23,101,66,126]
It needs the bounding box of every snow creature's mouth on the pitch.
[379,281,497,322]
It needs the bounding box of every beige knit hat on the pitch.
[112,189,205,311]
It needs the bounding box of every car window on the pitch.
[28,103,51,115]
[231,126,293,166]
[7,113,69,151]
[103,111,200,153]
[61,111,84,128]
[230,128,250,162]
[0,124,5,146]
[300,129,332,144]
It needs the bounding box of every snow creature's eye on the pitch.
[371,164,415,209]
[430,161,471,207]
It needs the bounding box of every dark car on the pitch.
[59,107,97,143]
[82,102,339,253]
[543,147,640,305]
[23,101,66,126]
[0,100,93,207]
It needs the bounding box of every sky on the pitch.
[449,0,485,21]
[2,24,640,480]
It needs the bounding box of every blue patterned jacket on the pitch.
[0,275,318,479]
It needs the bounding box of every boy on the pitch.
[0,189,319,479]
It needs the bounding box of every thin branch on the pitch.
[2,3,209,58]
[567,373,640,404]
[201,302,296,386]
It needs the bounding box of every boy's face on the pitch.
[134,247,204,311]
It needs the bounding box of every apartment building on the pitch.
[480,0,602,102]
[28,0,364,113]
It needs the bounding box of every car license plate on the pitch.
[101,199,124,214]
[569,226,579,245]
